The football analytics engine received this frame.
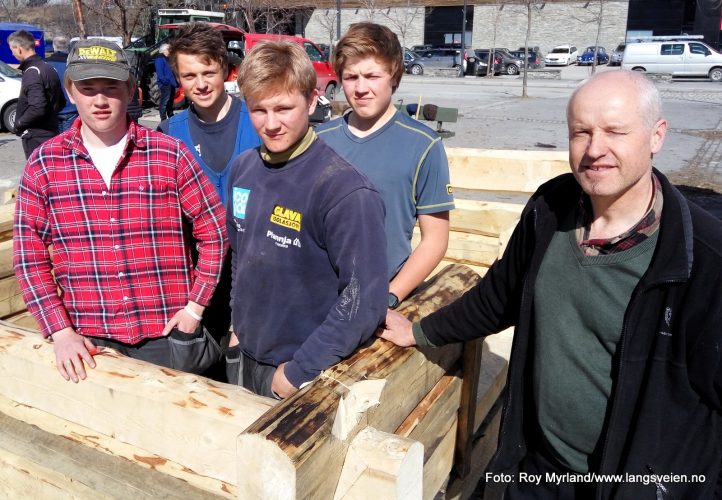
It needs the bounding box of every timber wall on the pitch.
[0,146,570,498]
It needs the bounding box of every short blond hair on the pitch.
[238,40,316,100]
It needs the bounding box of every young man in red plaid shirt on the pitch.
[13,39,228,383]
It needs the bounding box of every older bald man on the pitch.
[380,70,722,499]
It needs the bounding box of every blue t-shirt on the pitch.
[226,138,388,387]
[317,110,454,279]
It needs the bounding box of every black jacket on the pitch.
[15,54,65,134]
[421,170,722,499]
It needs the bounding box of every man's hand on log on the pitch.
[272,363,297,399]
[377,310,417,347]
[51,327,97,383]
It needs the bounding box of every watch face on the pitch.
[388,292,399,309]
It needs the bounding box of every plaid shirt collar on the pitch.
[577,173,663,256]
[61,117,147,155]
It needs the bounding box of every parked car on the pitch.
[609,43,625,66]
[510,49,544,69]
[411,44,434,52]
[577,46,609,65]
[0,60,20,132]
[465,52,489,76]
[622,39,722,81]
[403,48,418,71]
[406,48,465,76]
[544,45,578,66]
[474,48,524,75]
[472,49,502,75]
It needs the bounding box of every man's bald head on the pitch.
[567,70,663,132]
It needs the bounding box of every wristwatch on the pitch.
[388,292,400,310]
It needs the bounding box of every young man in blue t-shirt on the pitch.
[158,23,260,356]
[225,40,387,398]
[316,23,454,311]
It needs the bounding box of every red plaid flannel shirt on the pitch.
[13,120,228,343]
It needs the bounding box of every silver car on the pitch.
[609,43,625,66]
[406,48,465,77]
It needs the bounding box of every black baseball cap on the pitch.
[66,39,130,82]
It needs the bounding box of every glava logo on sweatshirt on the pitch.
[270,204,302,232]
[233,187,250,219]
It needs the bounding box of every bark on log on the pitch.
[236,264,480,500]
[0,322,275,484]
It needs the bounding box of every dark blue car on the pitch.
[577,46,609,65]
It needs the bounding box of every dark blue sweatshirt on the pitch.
[226,138,388,387]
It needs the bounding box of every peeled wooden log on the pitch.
[236,264,481,500]
[0,322,275,485]
[446,147,569,194]
[335,427,423,500]
[396,373,463,499]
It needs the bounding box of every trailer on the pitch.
[0,148,570,498]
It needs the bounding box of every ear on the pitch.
[650,118,667,155]
[307,88,320,116]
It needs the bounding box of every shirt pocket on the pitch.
[135,181,179,224]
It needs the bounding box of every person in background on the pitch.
[46,36,79,132]
[7,30,65,158]
[159,23,260,366]
[225,40,387,398]
[14,39,227,383]
[380,70,722,499]
[154,43,178,121]
[316,23,454,311]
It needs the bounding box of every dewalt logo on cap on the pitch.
[77,46,119,62]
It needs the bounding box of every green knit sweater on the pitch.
[533,226,659,473]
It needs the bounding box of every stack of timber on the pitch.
[0,149,570,499]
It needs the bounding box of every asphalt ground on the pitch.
[1,64,721,215]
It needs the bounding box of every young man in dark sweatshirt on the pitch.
[225,40,388,399]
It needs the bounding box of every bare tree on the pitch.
[380,3,424,49]
[71,0,87,39]
[485,4,505,77]
[313,6,338,47]
[573,0,606,75]
[503,0,544,97]
[356,0,382,22]
[78,0,152,44]
[229,0,292,34]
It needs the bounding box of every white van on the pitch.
[622,40,722,81]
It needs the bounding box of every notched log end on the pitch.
[237,433,296,500]
[331,378,386,441]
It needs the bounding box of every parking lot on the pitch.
[2,64,721,214]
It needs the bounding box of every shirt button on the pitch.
[139,185,144,191]
[110,217,116,223]
[123,296,128,301]
[114,245,120,250]
[102,190,107,196]
[118,272,124,277]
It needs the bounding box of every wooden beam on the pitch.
[2,311,39,330]
[335,427,423,500]
[0,239,14,279]
[474,329,513,432]
[0,275,26,318]
[0,322,275,485]
[414,229,501,268]
[236,264,480,500]
[446,400,504,500]
[449,199,522,238]
[0,410,225,499]
[0,393,235,497]
[0,202,14,240]
[455,339,484,478]
[395,373,463,499]
[446,148,569,194]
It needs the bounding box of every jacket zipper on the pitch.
[595,277,685,500]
